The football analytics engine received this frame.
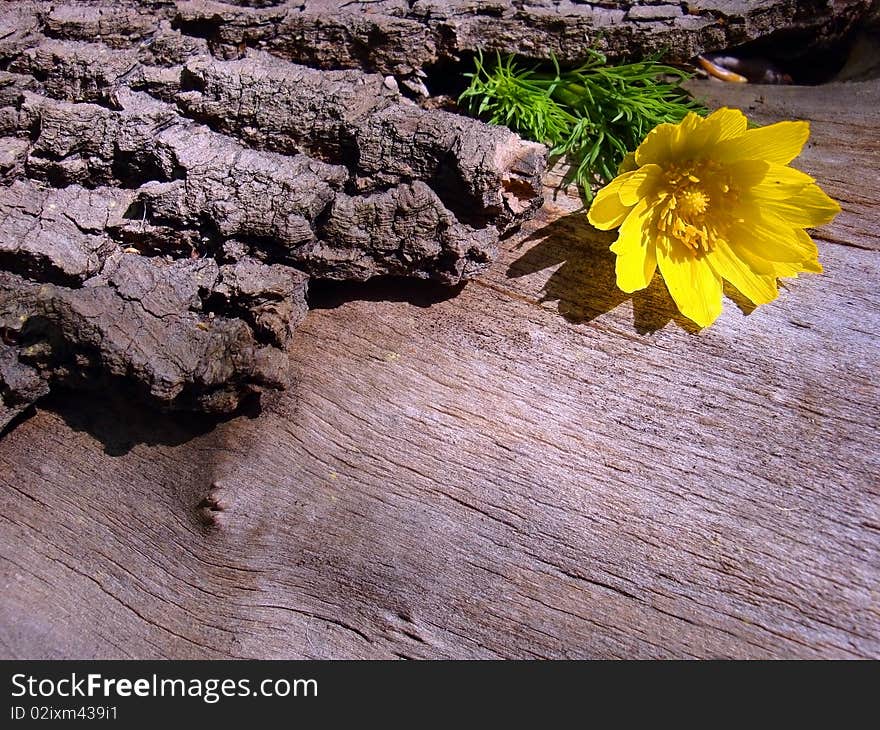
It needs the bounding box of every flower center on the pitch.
[677,189,710,217]
[655,161,731,255]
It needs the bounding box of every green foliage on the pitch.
[459,49,707,200]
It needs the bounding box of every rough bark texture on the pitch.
[170,0,873,82]
[14,1,868,93]
[0,2,546,417]
[1,76,877,660]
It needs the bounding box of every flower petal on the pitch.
[759,183,841,227]
[727,158,771,190]
[707,239,778,306]
[634,120,679,167]
[727,212,818,264]
[656,242,723,328]
[678,107,749,159]
[792,229,823,273]
[636,108,749,167]
[736,244,823,279]
[675,111,708,150]
[714,120,810,165]
[617,164,662,206]
[588,170,640,229]
[610,199,657,292]
[708,107,749,142]
[617,151,638,174]
[748,163,815,201]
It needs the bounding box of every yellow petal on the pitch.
[759,183,841,227]
[707,239,778,306]
[636,108,748,167]
[735,241,823,278]
[656,242,723,328]
[617,164,661,206]
[728,213,818,264]
[588,170,640,230]
[610,199,657,293]
[634,120,679,167]
[715,120,810,165]
[749,162,815,199]
[674,111,707,152]
[708,107,749,142]
[793,229,823,273]
[677,107,748,159]
[727,158,771,190]
[617,151,638,174]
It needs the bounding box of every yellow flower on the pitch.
[587,107,840,327]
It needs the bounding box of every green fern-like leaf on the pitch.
[459,49,707,201]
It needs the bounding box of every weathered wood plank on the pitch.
[1,78,878,659]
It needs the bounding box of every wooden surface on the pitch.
[1,78,878,659]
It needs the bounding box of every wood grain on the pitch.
[1,78,878,659]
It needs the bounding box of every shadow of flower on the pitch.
[723,282,758,317]
[508,211,700,334]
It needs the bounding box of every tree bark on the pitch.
[0,2,546,420]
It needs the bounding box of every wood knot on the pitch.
[196,481,231,528]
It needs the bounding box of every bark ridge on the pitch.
[0,2,547,421]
